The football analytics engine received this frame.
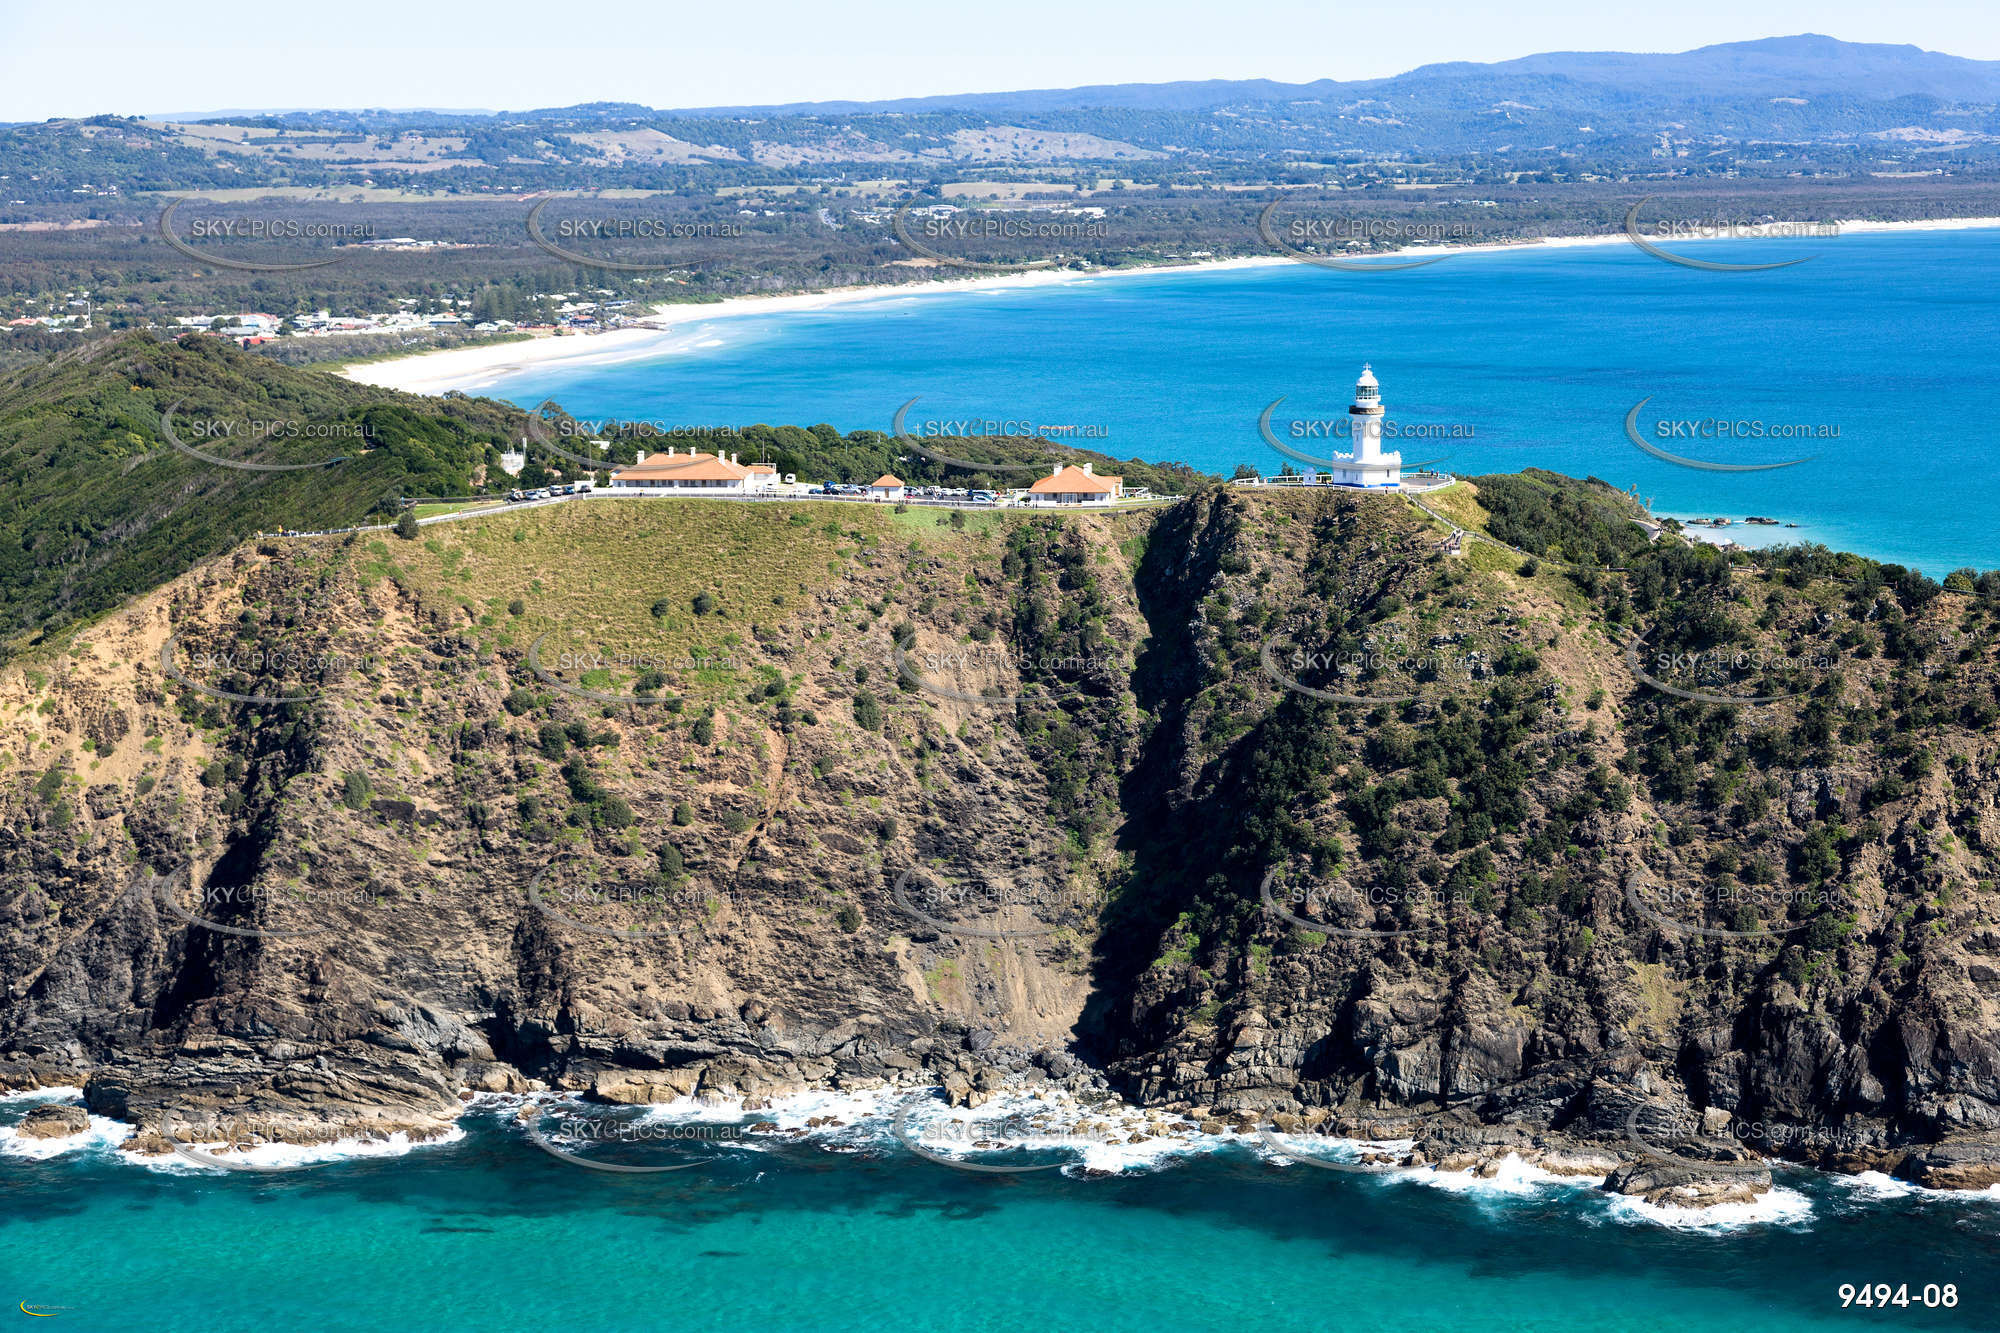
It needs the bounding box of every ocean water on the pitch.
[488,228,2000,575]
[13,233,2000,1330]
[5,1090,1998,1332]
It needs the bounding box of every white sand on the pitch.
[341,214,2000,397]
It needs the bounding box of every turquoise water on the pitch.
[489,228,2000,575]
[5,1108,1997,1332]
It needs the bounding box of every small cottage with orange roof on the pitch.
[867,474,906,501]
[1024,461,1122,506]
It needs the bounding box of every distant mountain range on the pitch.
[7,33,1994,202]
[128,36,2000,123]
[654,35,2000,117]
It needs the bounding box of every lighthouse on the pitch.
[1328,363,1402,488]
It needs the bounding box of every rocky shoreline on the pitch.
[6,484,2000,1227]
[8,1031,1998,1212]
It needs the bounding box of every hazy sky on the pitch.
[4,0,1999,121]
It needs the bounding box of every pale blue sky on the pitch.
[3,0,1998,121]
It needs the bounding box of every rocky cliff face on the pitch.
[3,483,1998,1196]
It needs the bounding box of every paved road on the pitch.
[259,488,1179,540]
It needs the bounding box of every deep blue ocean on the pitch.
[488,227,2000,575]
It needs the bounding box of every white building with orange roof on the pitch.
[867,474,906,501]
[605,447,783,495]
[1023,461,1123,506]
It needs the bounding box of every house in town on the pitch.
[605,447,782,495]
[868,474,906,501]
[1024,462,1122,506]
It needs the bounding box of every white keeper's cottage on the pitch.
[606,448,782,495]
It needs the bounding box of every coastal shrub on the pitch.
[340,770,371,811]
[692,592,719,616]
[835,903,862,933]
[691,715,715,745]
[852,691,883,731]
[395,508,420,539]
[659,844,684,879]
[560,756,604,805]
[672,802,693,826]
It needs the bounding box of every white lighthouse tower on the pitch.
[1326,363,1402,488]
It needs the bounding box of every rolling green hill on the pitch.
[0,333,519,656]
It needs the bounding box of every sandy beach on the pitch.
[342,215,2000,397]
[341,256,1293,395]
